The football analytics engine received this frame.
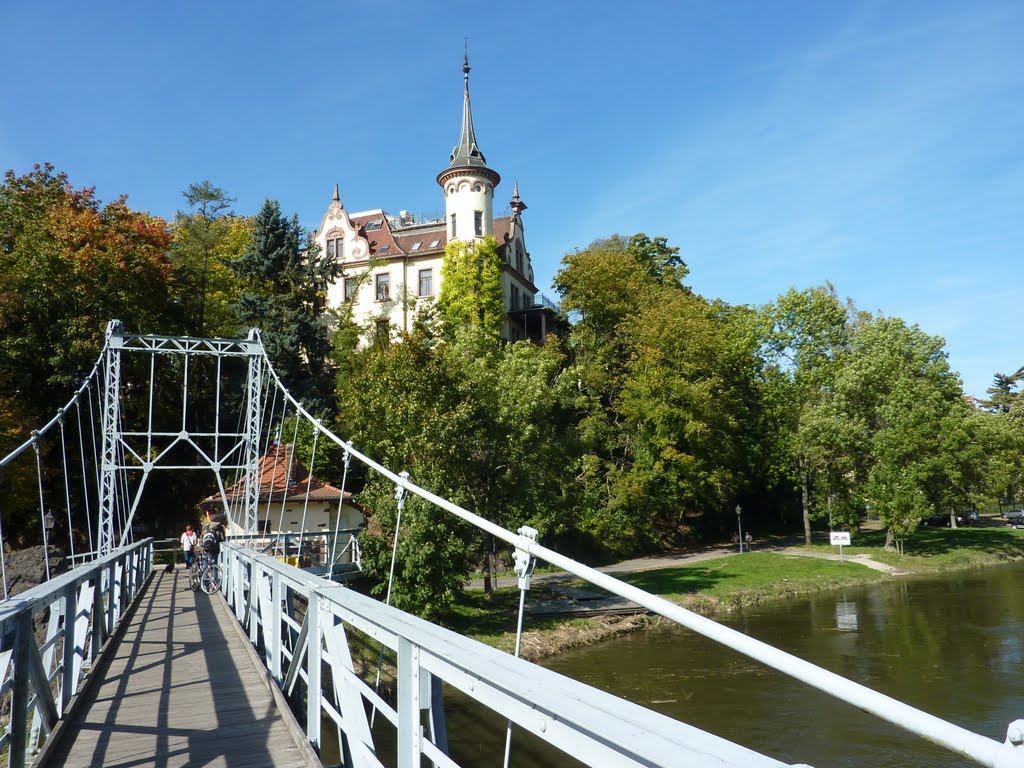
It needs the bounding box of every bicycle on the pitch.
[189,549,222,594]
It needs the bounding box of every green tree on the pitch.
[170,181,250,337]
[229,199,340,412]
[758,285,853,544]
[0,163,173,421]
[835,315,965,549]
[437,236,504,341]
[336,324,573,613]
[555,234,757,553]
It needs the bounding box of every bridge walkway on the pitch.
[40,569,318,768]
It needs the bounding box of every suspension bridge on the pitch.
[1,321,1021,768]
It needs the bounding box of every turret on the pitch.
[436,52,500,243]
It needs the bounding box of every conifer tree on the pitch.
[229,199,340,412]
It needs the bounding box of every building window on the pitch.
[474,211,483,236]
[450,212,457,238]
[378,245,390,255]
[429,239,440,248]
[375,319,390,345]
[326,238,344,260]
[418,268,433,297]
[365,220,383,231]
[411,242,422,251]
[375,273,390,302]
[344,277,358,301]
[511,284,520,310]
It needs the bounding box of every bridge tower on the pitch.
[95,322,267,553]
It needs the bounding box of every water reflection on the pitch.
[538,562,1024,767]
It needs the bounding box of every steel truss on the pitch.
[96,321,265,552]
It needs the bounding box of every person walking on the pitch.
[180,524,198,568]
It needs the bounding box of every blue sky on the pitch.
[2,1,1021,398]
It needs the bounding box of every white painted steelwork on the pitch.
[257,334,1024,768]
[220,543,796,768]
[0,540,152,768]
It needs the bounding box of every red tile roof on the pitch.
[199,443,353,507]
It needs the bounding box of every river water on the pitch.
[441,561,1024,767]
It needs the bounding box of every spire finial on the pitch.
[463,38,470,81]
[332,183,340,203]
[510,179,527,215]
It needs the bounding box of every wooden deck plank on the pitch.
[40,569,318,768]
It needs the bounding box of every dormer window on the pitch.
[365,220,383,231]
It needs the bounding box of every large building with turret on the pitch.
[314,56,559,344]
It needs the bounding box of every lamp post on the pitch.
[42,510,55,581]
[735,504,744,553]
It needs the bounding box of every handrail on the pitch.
[0,540,153,767]
[221,543,795,768]
[255,338,1023,767]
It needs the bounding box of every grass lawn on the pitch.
[442,525,1024,659]
[614,550,884,604]
[796,525,1024,572]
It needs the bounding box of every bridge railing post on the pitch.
[306,591,321,751]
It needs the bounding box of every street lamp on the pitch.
[42,510,55,581]
[735,504,744,553]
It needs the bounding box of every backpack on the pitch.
[202,531,218,553]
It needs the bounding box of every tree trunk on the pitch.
[482,534,493,596]
[799,457,812,546]
[883,527,895,551]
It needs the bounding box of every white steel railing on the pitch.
[254,337,1024,768]
[220,542,797,768]
[0,540,152,767]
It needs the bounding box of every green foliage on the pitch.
[229,199,340,412]
[170,181,250,338]
[555,234,760,553]
[0,163,173,420]
[336,326,573,616]
[437,236,504,341]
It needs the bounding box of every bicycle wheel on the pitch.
[189,563,201,592]
[201,563,222,594]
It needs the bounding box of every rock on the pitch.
[3,544,67,598]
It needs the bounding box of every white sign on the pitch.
[830,531,851,546]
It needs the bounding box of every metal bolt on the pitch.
[1007,719,1024,746]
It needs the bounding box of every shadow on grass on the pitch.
[853,526,1024,560]
[614,565,734,596]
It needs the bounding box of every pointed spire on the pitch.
[438,47,500,188]
[448,48,490,170]
[510,180,527,216]
[332,183,340,203]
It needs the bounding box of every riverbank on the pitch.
[443,524,1024,661]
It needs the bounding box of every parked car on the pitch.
[922,511,979,527]
[1005,509,1024,527]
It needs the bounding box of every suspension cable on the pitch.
[278,423,300,557]
[328,442,353,572]
[503,526,538,768]
[295,421,320,564]
[0,473,9,598]
[75,399,94,555]
[0,347,104,472]
[371,470,410,726]
[58,413,76,562]
[32,434,51,581]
